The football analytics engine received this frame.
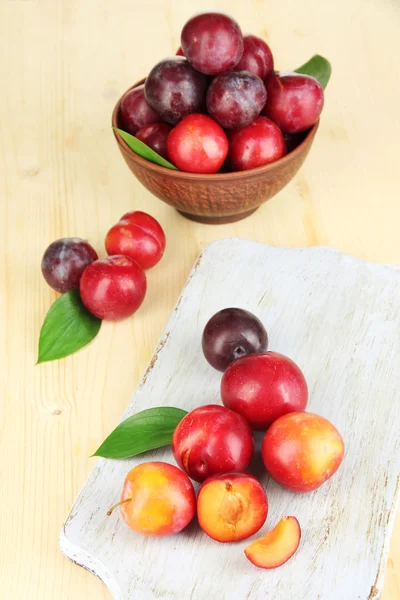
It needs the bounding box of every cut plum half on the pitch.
[244,516,301,569]
[198,473,268,542]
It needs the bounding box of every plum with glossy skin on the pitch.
[172,405,254,482]
[206,71,267,129]
[202,307,268,371]
[263,72,324,134]
[167,113,228,174]
[197,472,268,542]
[135,122,172,159]
[221,352,308,430]
[144,58,208,125]
[181,12,244,76]
[41,237,98,293]
[108,462,196,536]
[236,34,274,79]
[80,255,146,320]
[120,85,160,136]
[262,412,344,492]
[105,211,166,270]
[245,516,301,569]
[228,116,286,171]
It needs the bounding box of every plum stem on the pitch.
[106,497,132,516]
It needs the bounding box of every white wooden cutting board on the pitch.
[60,239,400,600]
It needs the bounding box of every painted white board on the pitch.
[60,239,400,600]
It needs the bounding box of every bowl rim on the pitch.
[112,79,320,181]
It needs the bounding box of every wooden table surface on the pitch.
[1,0,399,598]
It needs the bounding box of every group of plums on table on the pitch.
[41,211,166,320]
[119,12,324,174]
[108,308,344,570]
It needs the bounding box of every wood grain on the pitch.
[0,0,399,598]
[61,241,400,600]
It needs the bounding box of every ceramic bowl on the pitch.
[112,80,319,224]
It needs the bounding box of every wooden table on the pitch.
[1,0,399,598]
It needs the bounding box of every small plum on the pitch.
[176,46,184,56]
[107,462,196,536]
[197,472,268,542]
[144,58,208,125]
[262,412,344,492]
[120,85,160,136]
[80,255,146,320]
[167,114,228,174]
[105,211,166,270]
[41,237,98,293]
[172,405,254,482]
[221,352,308,429]
[263,72,324,134]
[181,12,244,76]
[136,122,172,160]
[228,116,286,171]
[202,307,268,371]
[235,34,274,79]
[206,71,267,130]
[245,516,301,569]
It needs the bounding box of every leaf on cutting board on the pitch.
[294,54,332,89]
[92,407,188,459]
[114,127,178,170]
[37,288,101,364]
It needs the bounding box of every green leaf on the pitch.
[114,127,178,170]
[92,407,188,459]
[294,54,332,89]
[37,289,101,363]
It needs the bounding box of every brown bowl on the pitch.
[112,80,319,224]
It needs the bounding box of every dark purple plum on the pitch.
[136,122,172,159]
[41,238,98,293]
[144,58,208,125]
[202,308,268,371]
[236,34,274,79]
[181,12,244,76]
[119,85,160,135]
[206,71,267,129]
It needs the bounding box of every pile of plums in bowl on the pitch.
[112,12,327,224]
[107,308,344,569]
